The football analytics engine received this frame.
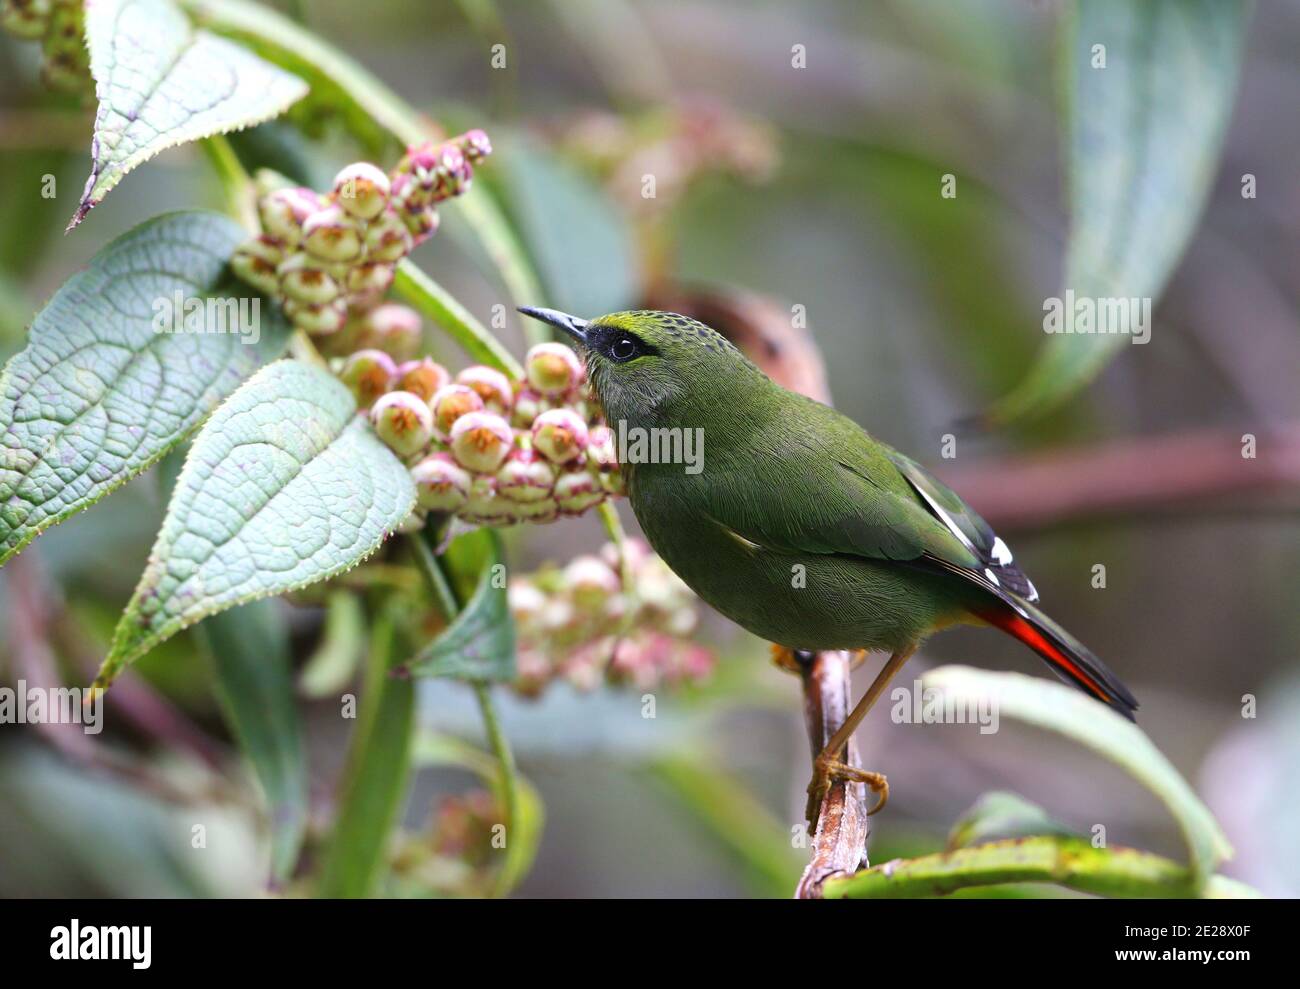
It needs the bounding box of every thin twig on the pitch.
[795,650,870,899]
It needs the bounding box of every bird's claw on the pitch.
[805,755,889,829]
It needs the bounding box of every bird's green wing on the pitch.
[695,394,1036,599]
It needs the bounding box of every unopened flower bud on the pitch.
[430,383,484,439]
[344,261,395,309]
[395,358,450,402]
[496,447,556,503]
[229,236,283,295]
[564,555,620,610]
[449,411,513,473]
[513,498,559,524]
[3,0,53,40]
[532,408,588,464]
[285,297,348,336]
[525,342,584,396]
[364,211,414,263]
[457,128,493,162]
[302,204,364,262]
[371,390,435,456]
[456,366,513,413]
[338,349,396,408]
[410,452,472,512]
[332,162,390,220]
[353,303,422,360]
[462,475,511,525]
[400,204,440,245]
[277,252,341,305]
[259,187,322,246]
[510,388,546,428]
[554,469,605,515]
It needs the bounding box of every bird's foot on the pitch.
[770,644,814,676]
[804,755,889,830]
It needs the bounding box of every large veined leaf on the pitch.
[71,0,307,228]
[992,0,1250,421]
[0,211,288,567]
[920,665,1233,890]
[195,599,306,887]
[94,360,416,688]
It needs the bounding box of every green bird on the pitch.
[520,306,1139,819]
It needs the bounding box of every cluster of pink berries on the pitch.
[231,130,491,338]
[340,340,622,526]
[1,0,91,93]
[508,540,715,697]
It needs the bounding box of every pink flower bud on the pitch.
[564,555,620,609]
[395,358,450,403]
[496,447,556,503]
[461,475,512,525]
[332,162,391,220]
[525,342,584,397]
[513,498,559,524]
[277,252,341,305]
[302,204,364,263]
[430,383,484,440]
[510,388,546,428]
[344,261,395,309]
[338,349,396,409]
[456,366,513,413]
[258,187,322,246]
[457,129,493,162]
[554,469,604,515]
[284,297,348,336]
[354,303,422,360]
[400,204,440,245]
[371,390,435,456]
[229,236,283,295]
[364,211,414,263]
[410,452,472,512]
[532,408,588,464]
[450,411,513,473]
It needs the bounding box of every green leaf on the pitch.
[947,791,1076,850]
[921,665,1233,889]
[822,836,1259,899]
[402,529,515,682]
[0,210,289,568]
[492,135,637,319]
[298,590,366,698]
[194,598,306,886]
[71,0,307,228]
[991,0,1251,421]
[95,359,415,687]
[316,604,414,898]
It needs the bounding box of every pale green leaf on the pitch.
[946,791,1075,850]
[401,529,515,683]
[95,359,415,687]
[992,0,1250,421]
[0,210,288,567]
[921,665,1233,889]
[72,0,307,228]
[195,598,306,886]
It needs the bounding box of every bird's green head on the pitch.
[517,307,764,427]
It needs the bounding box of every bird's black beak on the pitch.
[517,306,588,345]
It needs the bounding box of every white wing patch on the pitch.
[991,536,1013,565]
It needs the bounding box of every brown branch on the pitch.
[940,423,1300,532]
[794,650,870,899]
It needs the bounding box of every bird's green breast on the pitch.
[626,462,966,653]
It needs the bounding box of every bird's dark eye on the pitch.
[610,334,640,362]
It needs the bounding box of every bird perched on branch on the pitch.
[519,307,1139,824]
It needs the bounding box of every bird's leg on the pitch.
[770,644,816,676]
[805,646,915,827]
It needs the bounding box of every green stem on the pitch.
[393,261,523,380]
[315,603,415,897]
[200,134,257,231]
[407,526,522,898]
[820,837,1258,900]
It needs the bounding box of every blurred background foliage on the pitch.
[1,0,1298,897]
